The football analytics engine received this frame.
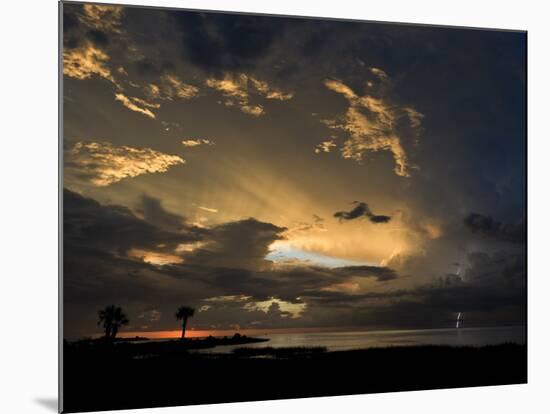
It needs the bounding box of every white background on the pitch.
[0,0,548,413]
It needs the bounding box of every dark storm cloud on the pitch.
[63,189,524,335]
[302,289,409,307]
[62,248,219,338]
[334,202,369,221]
[137,195,186,231]
[189,249,524,329]
[86,29,110,47]
[62,191,406,334]
[184,218,287,270]
[63,5,83,49]
[172,11,286,72]
[369,215,392,224]
[334,202,391,224]
[63,6,80,30]
[383,28,526,234]
[295,249,525,329]
[64,188,203,255]
[152,260,401,314]
[333,265,397,281]
[373,250,524,327]
[464,213,526,244]
[63,190,209,336]
[62,4,115,50]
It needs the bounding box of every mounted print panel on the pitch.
[60,1,527,412]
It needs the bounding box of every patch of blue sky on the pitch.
[266,245,373,268]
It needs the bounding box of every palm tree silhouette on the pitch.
[97,305,129,339]
[175,306,195,339]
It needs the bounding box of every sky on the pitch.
[62,2,526,339]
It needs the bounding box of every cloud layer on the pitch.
[206,73,293,116]
[61,4,526,338]
[66,141,185,186]
[323,78,423,177]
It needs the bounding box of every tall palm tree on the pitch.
[98,306,113,339]
[97,305,129,339]
[175,306,195,339]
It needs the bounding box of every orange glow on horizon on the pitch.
[114,326,347,340]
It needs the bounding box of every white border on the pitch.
[2,0,549,413]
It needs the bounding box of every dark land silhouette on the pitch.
[62,339,527,413]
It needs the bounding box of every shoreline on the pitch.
[82,324,527,342]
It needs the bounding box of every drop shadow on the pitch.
[34,397,58,412]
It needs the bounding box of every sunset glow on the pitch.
[62,2,526,340]
[60,4,527,412]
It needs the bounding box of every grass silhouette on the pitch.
[62,340,526,413]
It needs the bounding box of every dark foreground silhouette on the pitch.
[75,333,269,349]
[62,340,526,413]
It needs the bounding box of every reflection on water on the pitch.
[198,326,526,354]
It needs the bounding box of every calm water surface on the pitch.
[198,326,526,354]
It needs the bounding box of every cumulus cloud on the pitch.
[181,138,214,147]
[206,74,261,116]
[63,43,116,84]
[144,83,162,99]
[206,74,248,101]
[138,75,199,110]
[66,141,185,186]
[160,74,199,99]
[315,140,336,154]
[129,96,160,109]
[81,4,124,33]
[323,78,423,177]
[115,93,157,118]
[201,295,305,320]
[63,5,124,87]
[240,104,265,116]
[334,201,392,224]
[243,298,306,319]
[205,295,252,303]
[369,67,389,81]
[249,77,294,100]
[63,4,200,122]
[205,73,293,116]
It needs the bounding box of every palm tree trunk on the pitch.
[181,318,188,339]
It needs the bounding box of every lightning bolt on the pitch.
[456,312,461,329]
